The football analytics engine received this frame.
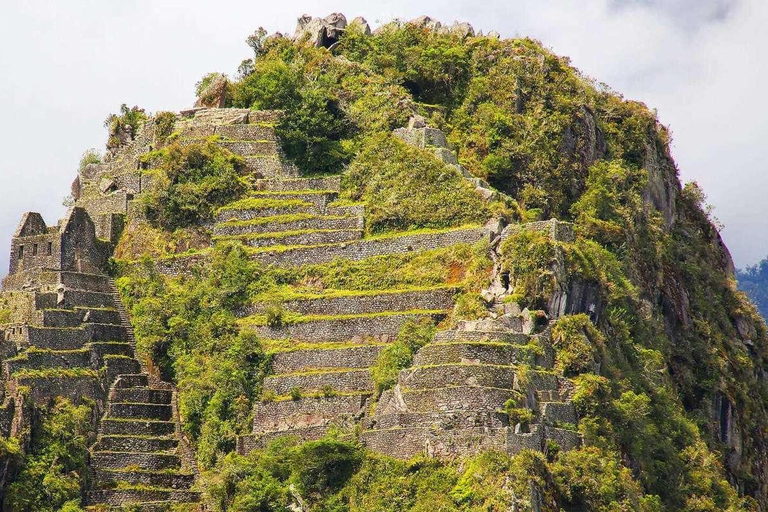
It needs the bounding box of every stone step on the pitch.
[245,311,445,344]
[89,342,134,360]
[85,488,200,506]
[36,290,115,309]
[271,344,385,374]
[58,271,114,293]
[239,424,333,454]
[214,214,361,237]
[114,374,149,388]
[14,373,101,405]
[217,140,278,157]
[255,176,341,192]
[216,203,318,223]
[104,357,142,384]
[219,228,363,249]
[92,468,195,490]
[264,368,374,395]
[247,287,456,317]
[110,387,172,404]
[243,156,299,179]
[106,402,172,421]
[100,419,175,437]
[251,226,488,267]
[252,393,369,431]
[41,308,121,327]
[413,341,548,368]
[90,451,181,470]
[216,123,277,141]
[94,435,178,453]
[4,349,92,375]
[400,364,518,390]
[86,501,201,512]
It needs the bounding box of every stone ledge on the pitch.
[220,228,363,249]
[413,341,546,367]
[214,215,360,237]
[378,386,515,414]
[90,451,181,470]
[255,176,341,192]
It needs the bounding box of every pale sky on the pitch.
[1,0,765,279]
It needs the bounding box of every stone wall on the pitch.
[253,227,489,267]
[248,312,445,343]
[242,288,457,317]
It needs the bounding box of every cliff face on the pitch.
[0,13,766,512]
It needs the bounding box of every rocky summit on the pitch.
[0,12,766,512]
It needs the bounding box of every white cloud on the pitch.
[0,0,764,279]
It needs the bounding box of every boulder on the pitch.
[194,74,228,109]
[323,13,347,40]
[450,21,475,38]
[294,13,347,48]
[349,16,371,35]
[488,30,501,39]
[409,16,442,31]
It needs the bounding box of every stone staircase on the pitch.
[361,325,580,459]
[85,280,200,510]
[86,372,200,510]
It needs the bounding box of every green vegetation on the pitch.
[344,133,488,233]
[371,318,436,392]
[105,104,147,153]
[3,398,91,512]
[140,140,247,230]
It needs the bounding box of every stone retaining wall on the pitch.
[253,227,488,267]
[400,364,517,390]
[248,312,444,343]
[244,288,456,317]
[264,369,373,395]
[271,345,384,373]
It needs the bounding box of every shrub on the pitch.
[290,439,363,498]
[289,387,302,401]
[4,398,92,512]
[552,314,605,376]
[105,104,147,153]
[140,140,246,230]
[371,318,436,392]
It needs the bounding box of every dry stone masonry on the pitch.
[0,209,200,508]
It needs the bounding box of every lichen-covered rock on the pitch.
[195,73,228,108]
